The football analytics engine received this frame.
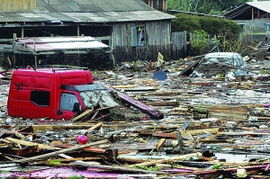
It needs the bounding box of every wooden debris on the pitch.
[5,137,58,150]
[72,109,93,122]
[130,153,201,167]
[72,161,165,174]
[156,138,166,150]
[16,139,109,164]
[208,106,248,121]
[87,122,103,132]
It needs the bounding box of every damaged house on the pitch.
[0,0,174,68]
[224,1,270,42]
[140,0,167,11]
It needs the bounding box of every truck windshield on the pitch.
[80,89,119,108]
[60,93,80,111]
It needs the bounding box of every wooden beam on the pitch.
[72,161,165,174]
[15,139,109,164]
[129,153,201,167]
[5,137,58,150]
[252,7,254,20]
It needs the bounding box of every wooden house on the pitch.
[224,1,270,33]
[0,0,174,67]
[141,0,167,11]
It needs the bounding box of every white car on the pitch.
[191,52,248,77]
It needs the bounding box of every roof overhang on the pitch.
[9,36,109,55]
[0,11,174,24]
[224,1,270,20]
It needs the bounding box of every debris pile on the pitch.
[1,56,270,178]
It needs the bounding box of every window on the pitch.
[131,26,146,47]
[80,90,119,108]
[265,23,270,32]
[31,91,50,106]
[60,93,80,111]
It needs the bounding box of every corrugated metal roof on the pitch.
[36,0,154,13]
[246,1,270,14]
[224,1,270,17]
[0,11,173,23]
[0,0,174,23]
[16,36,108,52]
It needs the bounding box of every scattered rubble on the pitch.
[2,49,270,178]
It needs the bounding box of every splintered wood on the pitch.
[208,106,248,121]
[2,58,270,178]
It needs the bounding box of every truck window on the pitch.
[60,93,80,111]
[31,91,50,106]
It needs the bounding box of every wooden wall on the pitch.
[141,0,167,11]
[112,20,173,62]
[0,0,36,12]
[171,31,187,59]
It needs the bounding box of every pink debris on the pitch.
[75,135,88,144]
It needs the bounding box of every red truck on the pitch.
[7,68,118,120]
[8,68,163,120]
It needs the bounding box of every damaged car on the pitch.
[182,52,249,78]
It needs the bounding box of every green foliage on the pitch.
[135,165,161,171]
[172,14,201,32]
[172,13,241,55]
[172,13,241,40]
[190,30,209,55]
[167,0,249,15]
[69,176,84,179]
[260,70,270,75]
[48,159,61,165]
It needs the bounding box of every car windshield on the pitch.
[79,89,119,108]
[204,57,234,66]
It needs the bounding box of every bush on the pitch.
[172,13,241,55]
[190,30,220,55]
[172,13,241,40]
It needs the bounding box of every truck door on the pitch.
[59,92,81,120]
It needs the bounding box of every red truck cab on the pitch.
[7,68,116,120]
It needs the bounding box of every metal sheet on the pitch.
[17,36,108,52]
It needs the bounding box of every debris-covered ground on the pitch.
[1,47,270,178]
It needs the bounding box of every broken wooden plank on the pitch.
[153,132,177,138]
[221,132,270,136]
[87,122,103,132]
[72,109,93,122]
[145,101,179,107]
[130,153,201,167]
[5,137,58,150]
[208,106,248,121]
[15,139,109,164]
[156,138,166,150]
[109,87,163,119]
[117,154,171,163]
[153,128,221,139]
[72,161,165,174]
[56,157,102,162]
[110,143,156,150]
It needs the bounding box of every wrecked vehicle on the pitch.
[7,68,118,120]
[183,52,249,78]
[7,68,163,120]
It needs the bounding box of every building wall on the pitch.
[236,19,270,32]
[0,20,173,64]
[112,20,172,62]
[0,0,36,12]
[141,0,167,11]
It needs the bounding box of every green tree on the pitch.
[167,0,250,15]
